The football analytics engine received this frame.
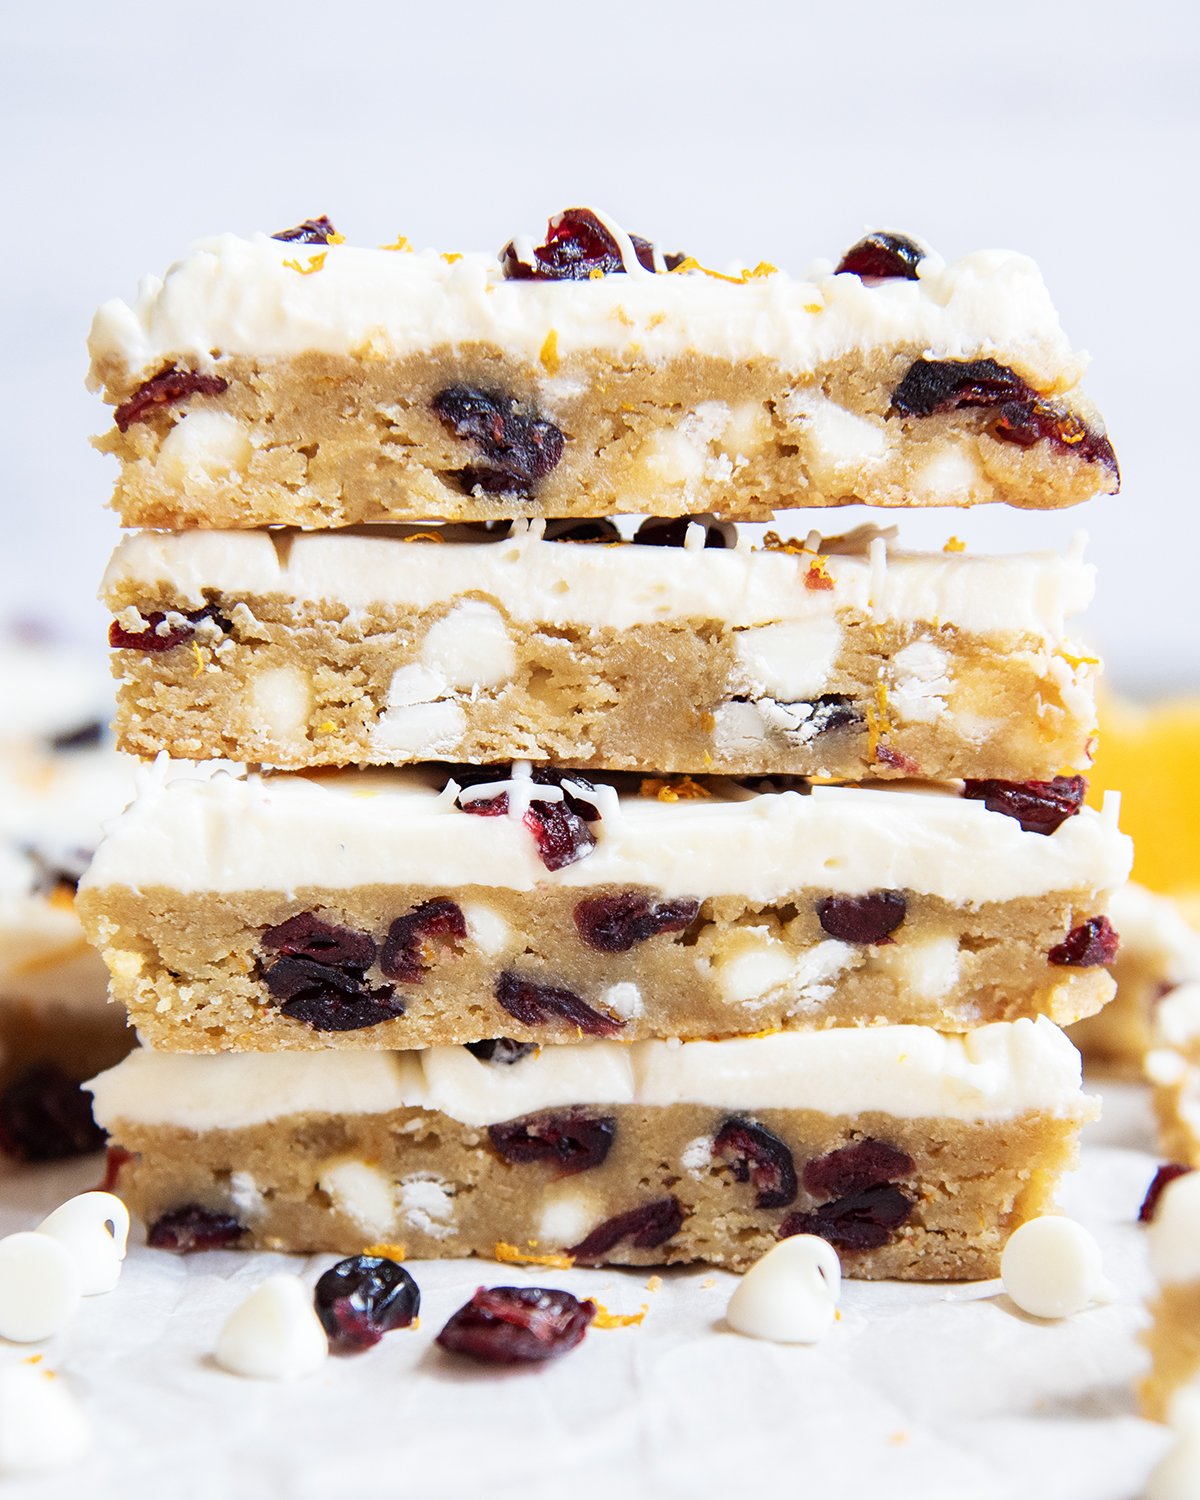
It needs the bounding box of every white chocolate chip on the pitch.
[319,1160,397,1239]
[248,666,311,740]
[156,409,252,484]
[36,1192,129,1296]
[214,1274,328,1380]
[725,1233,841,1343]
[1000,1216,1108,1318]
[0,1233,82,1342]
[0,1364,90,1475]
[421,601,515,690]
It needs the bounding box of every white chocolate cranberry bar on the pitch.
[75,763,1131,1050]
[1141,1170,1200,1421]
[88,1018,1095,1279]
[87,211,1118,529]
[102,523,1099,781]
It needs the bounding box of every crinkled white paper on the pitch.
[0,1084,1172,1499]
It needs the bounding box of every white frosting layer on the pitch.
[87,233,1084,393]
[79,763,1131,905]
[86,1017,1092,1132]
[100,527,1095,641]
[1149,1170,1200,1285]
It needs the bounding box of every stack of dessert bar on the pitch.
[80,210,1129,1278]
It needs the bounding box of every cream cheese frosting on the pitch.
[87,231,1086,394]
[100,525,1095,641]
[78,762,1132,905]
[86,1017,1093,1133]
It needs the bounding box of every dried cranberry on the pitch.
[108,611,192,653]
[272,216,339,244]
[436,1286,595,1364]
[523,800,596,871]
[431,387,564,496]
[146,1204,244,1252]
[962,775,1087,835]
[779,1183,913,1251]
[633,516,731,549]
[542,518,623,544]
[465,1038,538,1065]
[1048,915,1120,967]
[574,893,699,953]
[97,1145,134,1193]
[314,1255,420,1352]
[802,1139,914,1199]
[114,366,229,433]
[889,358,1119,477]
[264,955,402,1030]
[712,1118,798,1209]
[109,602,231,653]
[532,768,601,822]
[817,891,907,944]
[874,745,921,775]
[891,358,1030,417]
[379,900,467,983]
[489,1109,616,1176]
[51,719,105,751]
[495,972,625,1036]
[1140,1164,1195,1223]
[836,231,925,280]
[0,1064,106,1162]
[262,912,376,970]
[803,695,861,736]
[568,1197,684,1261]
[500,208,660,281]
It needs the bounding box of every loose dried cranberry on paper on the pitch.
[712,1118,798,1208]
[314,1255,420,1352]
[489,1109,616,1175]
[962,775,1088,834]
[1048,915,1120,967]
[436,1286,595,1364]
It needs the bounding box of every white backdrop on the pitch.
[3,0,1196,695]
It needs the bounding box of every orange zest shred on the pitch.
[191,643,206,678]
[640,775,711,803]
[646,1275,663,1294]
[1058,651,1101,669]
[282,252,326,275]
[539,329,560,375]
[441,252,463,264]
[588,267,606,280]
[943,536,966,552]
[493,1241,575,1269]
[327,233,346,245]
[668,257,778,284]
[362,1242,407,1262]
[380,235,413,252]
[592,1301,648,1329]
[401,531,446,544]
[317,721,337,733]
